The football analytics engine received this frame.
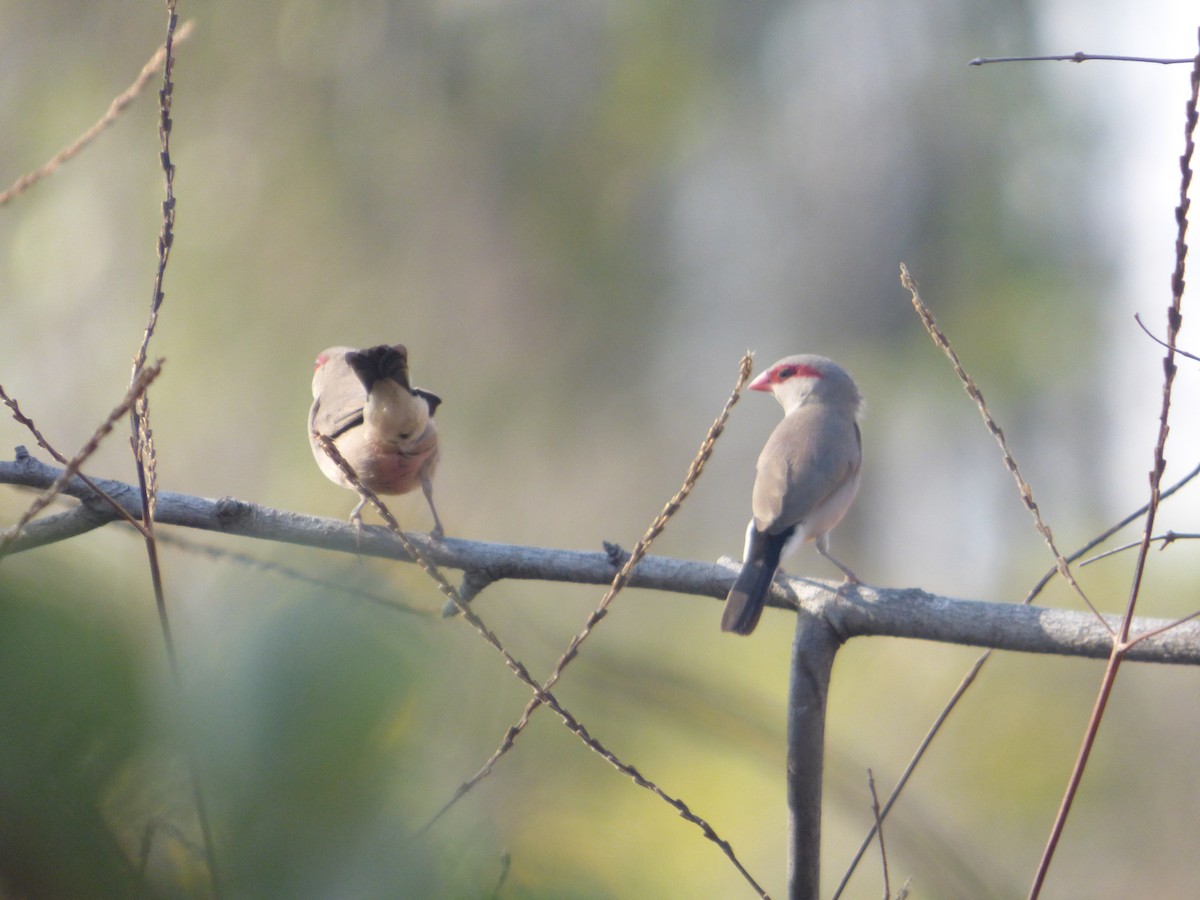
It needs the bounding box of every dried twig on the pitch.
[121,7,221,897]
[1029,34,1199,898]
[0,363,162,557]
[1134,312,1200,363]
[835,458,1200,896]
[1081,529,1200,566]
[832,649,989,900]
[970,52,1193,67]
[901,263,1109,629]
[313,435,770,898]
[0,386,149,536]
[151,529,433,617]
[0,20,195,207]
[425,353,754,827]
[867,769,891,900]
[489,851,512,900]
[835,288,1200,898]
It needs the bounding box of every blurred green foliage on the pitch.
[0,578,146,898]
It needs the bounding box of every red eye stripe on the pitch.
[774,363,821,382]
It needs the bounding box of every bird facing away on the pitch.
[721,354,863,636]
[308,344,444,537]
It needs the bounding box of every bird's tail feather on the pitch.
[721,530,787,635]
[346,345,410,392]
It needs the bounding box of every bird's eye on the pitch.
[777,366,795,380]
[314,354,328,371]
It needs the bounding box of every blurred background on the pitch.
[1,1,1198,897]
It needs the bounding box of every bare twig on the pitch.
[425,353,754,828]
[833,454,1200,898]
[835,287,1200,898]
[313,436,463,606]
[312,436,770,897]
[1028,462,1200,586]
[1029,31,1199,899]
[122,7,221,897]
[1081,529,1200,565]
[489,851,512,900]
[867,769,891,900]
[832,650,990,900]
[1134,312,1200,362]
[0,363,163,557]
[901,263,1110,630]
[0,20,195,207]
[1126,609,1200,649]
[970,52,1193,67]
[0,385,149,536]
[151,530,433,617]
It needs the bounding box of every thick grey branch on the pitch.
[788,612,838,899]
[3,454,1199,665]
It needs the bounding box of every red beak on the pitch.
[748,370,774,392]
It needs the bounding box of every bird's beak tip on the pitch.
[748,373,772,392]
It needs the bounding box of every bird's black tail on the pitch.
[346,344,410,392]
[721,528,788,635]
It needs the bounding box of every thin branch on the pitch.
[125,7,221,897]
[151,529,433,617]
[314,435,464,607]
[0,385,148,536]
[833,456,1200,896]
[0,363,163,557]
[970,52,1194,67]
[312,436,770,897]
[835,453,1200,897]
[1019,461,1200,604]
[831,650,990,900]
[1030,31,1199,899]
[1081,530,1200,565]
[489,851,512,900]
[867,769,891,900]
[0,20,196,207]
[1126,609,1200,649]
[834,299,1200,898]
[901,263,1110,631]
[1134,312,1200,363]
[424,353,753,829]
[4,455,1200,667]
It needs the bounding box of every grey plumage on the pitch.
[722,354,862,635]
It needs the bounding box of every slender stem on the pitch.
[1028,29,1199,898]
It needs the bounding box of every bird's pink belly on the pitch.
[357,445,433,494]
[326,428,437,496]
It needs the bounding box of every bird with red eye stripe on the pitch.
[721,354,863,636]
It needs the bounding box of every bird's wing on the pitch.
[751,406,861,534]
[309,360,367,439]
[414,388,442,416]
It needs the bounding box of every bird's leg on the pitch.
[816,533,860,584]
[349,496,367,548]
[421,472,444,539]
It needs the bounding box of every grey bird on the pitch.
[308,344,444,536]
[722,354,863,635]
